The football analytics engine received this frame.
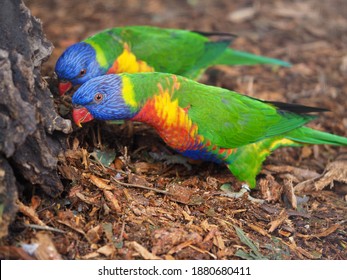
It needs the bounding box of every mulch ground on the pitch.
[1,0,346,260]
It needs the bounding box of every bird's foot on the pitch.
[221,184,264,204]
[149,152,192,170]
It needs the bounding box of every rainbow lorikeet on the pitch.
[71,73,347,188]
[55,25,291,95]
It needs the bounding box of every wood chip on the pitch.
[258,174,283,202]
[247,223,271,237]
[90,174,115,190]
[17,199,46,227]
[103,190,122,212]
[278,229,292,237]
[128,241,161,260]
[268,209,288,233]
[86,225,102,244]
[294,159,347,193]
[288,237,316,259]
[213,234,225,250]
[97,244,115,257]
[297,224,340,239]
[181,210,194,221]
[32,232,62,260]
[0,246,35,260]
[283,175,297,209]
[264,165,319,181]
[81,252,100,260]
[189,244,217,259]
[167,240,195,255]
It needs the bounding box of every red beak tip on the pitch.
[72,107,94,127]
[58,81,72,96]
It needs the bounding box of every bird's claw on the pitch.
[221,183,264,204]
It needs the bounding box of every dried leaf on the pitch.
[92,148,117,167]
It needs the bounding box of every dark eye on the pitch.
[94,93,103,103]
[79,69,86,77]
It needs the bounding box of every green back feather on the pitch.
[85,26,230,79]
[83,26,290,79]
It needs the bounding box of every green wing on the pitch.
[172,77,317,148]
[91,26,233,79]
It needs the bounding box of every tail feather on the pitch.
[214,48,291,67]
[285,127,347,146]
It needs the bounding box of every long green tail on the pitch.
[285,126,347,146]
[214,48,291,67]
[227,127,347,188]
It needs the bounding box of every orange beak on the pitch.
[58,81,73,95]
[72,107,94,127]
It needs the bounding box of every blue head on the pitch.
[72,74,137,126]
[55,42,106,94]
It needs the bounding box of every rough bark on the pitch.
[0,0,71,238]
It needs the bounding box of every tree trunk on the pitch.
[0,0,71,238]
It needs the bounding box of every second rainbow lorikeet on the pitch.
[71,73,347,188]
[55,25,291,95]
